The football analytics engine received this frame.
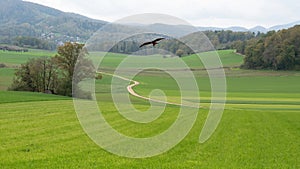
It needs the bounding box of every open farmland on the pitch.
[0,49,299,168]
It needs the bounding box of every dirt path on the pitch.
[98,71,200,108]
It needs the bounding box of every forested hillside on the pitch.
[236,25,300,70]
[0,0,106,48]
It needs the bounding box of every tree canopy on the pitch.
[239,25,300,70]
[10,42,95,98]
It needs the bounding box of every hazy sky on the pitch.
[25,0,300,28]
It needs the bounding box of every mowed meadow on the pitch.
[0,49,300,168]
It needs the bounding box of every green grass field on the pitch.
[92,49,244,71]
[0,49,299,168]
[0,49,55,66]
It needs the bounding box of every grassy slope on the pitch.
[0,49,54,66]
[93,49,244,70]
[0,49,299,168]
[183,50,244,68]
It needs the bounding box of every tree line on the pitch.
[203,30,256,50]
[0,45,28,52]
[108,39,195,57]
[9,42,95,98]
[234,25,300,70]
[107,28,300,70]
[106,30,257,57]
[13,36,57,50]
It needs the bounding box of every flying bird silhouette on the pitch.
[139,38,165,48]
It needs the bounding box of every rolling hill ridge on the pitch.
[0,0,299,46]
[0,0,106,43]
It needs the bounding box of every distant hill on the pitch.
[249,26,268,33]
[145,23,197,37]
[0,0,106,44]
[198,22,300,33]
[269,21,300,31]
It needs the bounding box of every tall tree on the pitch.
[54,42,95,97]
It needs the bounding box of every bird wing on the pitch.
[139,41,153,48]
[153,38,165,43]
[139,38,165,48]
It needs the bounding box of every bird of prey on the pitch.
[139,38,165,48]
